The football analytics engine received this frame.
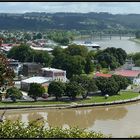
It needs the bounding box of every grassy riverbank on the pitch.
[78,91,139,104]
[129,38,140,44]
[0,91,139,106]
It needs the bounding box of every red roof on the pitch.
[95,73,112,78]
[114,70,140,77]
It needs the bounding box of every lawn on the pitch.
[77,91,140,104]
[0,91,139,106]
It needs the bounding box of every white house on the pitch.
[41,67,67,82]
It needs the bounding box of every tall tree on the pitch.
[66,82,85,100]
[28,83,45,101]
[48,81,66,101]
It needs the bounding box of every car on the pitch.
[42,93,49,99]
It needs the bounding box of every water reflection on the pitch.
[1,105,127,130]
[47,106,127,128]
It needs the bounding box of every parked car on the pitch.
[42,93,49,99]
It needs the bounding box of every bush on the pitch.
[6,87,23,102]
[28,83,45,101]
[0,120,110,138]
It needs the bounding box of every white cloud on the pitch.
[0,2,140,14]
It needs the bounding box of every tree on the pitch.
[135,59,140,66]
[95,77,119,96]
[66,82,85,100]
[36,33,42,40]
[111,75,130,92]
[34,50,52,66]
[0,54,15,90]
[52,54,86,79]
[70,75,98,98]
[28,83,45,101]
[52,47,64,57]
[7,44,33,62]
[135,31,140,39]
[95,47,127,70]
[84,56,94,74]
[6,87,23,102]
[48,81,66,101]
[65,45,88,57]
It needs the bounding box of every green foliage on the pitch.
[135,59,140,66]
[7,44,33,62]
[66,82,85,100]
[111,75,131,92]
[7,44,52,66]
[84,56,94,74]
[52,54,86,79]
[47,31,74,45]
[52,46,64,57]
[95,77,119,96]
[135,31,140,39]
[28,83,45,101]
[65,45,88,57]
[52,45,88,79]
[33,50,52,67]
[95,47,127,70]
[0,120,108,138]
[6,87,23,102]
[70,75,98,98]
[132,52,140,63]
[95,75,130,96]
[48,81,66,100]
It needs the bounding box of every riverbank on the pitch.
[0,91,139,109]
[129,38,140,44]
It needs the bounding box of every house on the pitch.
[40,67,67,82]
[21,63,42,77]
[114,69,140,84]
[21,76,51,91]
[8,59,22,76]
[94,72,112,78]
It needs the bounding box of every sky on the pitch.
[0,2,140,14]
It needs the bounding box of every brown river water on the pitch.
[1,101,140,138]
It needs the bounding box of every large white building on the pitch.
[21,68,67,91]
[41,67,67,82]
[21,76,51,91]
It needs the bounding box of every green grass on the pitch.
[0,101,68,106]
[0,91,139,106]
[129,38,140,44]
[78,91,140,104]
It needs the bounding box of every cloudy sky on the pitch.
[0,2,140,14]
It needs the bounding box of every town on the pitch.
[2,2,140,138]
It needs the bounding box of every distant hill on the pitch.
[0,12,140,31]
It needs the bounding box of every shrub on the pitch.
[6,87,23,102]
[0,120,110,138]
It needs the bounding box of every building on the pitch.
[40,67,67,82]
[22,63,42,77]
[8,59,22,76]
[114,69,140,84]
[94,73,112,78]
[21,76,51,91]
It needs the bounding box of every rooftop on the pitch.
[95,73,112,78]
[114,70,140,77]
[21,76,51,84]
[41,67,65,73]
[30,46,53,52]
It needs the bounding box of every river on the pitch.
[74,36,140,54]
[1,36,140,138]
[1,101,140,138]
